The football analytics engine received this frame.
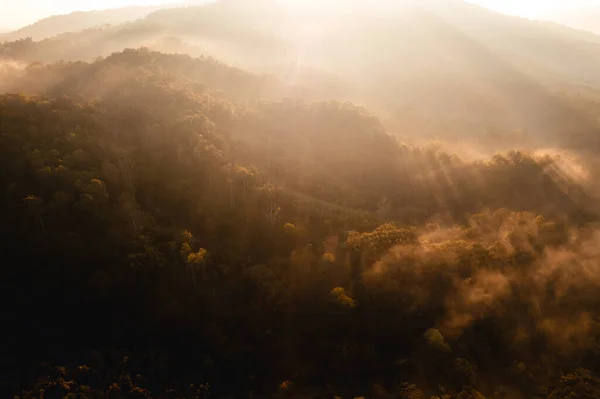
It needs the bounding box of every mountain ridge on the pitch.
[4,0,600,144]
[1,5,164,41]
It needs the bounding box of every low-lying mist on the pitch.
[4,1,600,398]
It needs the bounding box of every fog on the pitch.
[4,0,600,398]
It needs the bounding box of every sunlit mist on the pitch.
[5,0,600,398]
[6,0,600,31]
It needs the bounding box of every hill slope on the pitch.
[2,6,162,41]
[4,0,600,143]
[5,3,600,399]
[1,46,599,399]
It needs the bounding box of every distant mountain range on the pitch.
[542,7,600,35]
[4,0,600,146]
[1,6,161,41]
[0,1,219,41]
[12,6,168,41]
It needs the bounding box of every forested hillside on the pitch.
[5,0,600,143]
[4,1,600,399]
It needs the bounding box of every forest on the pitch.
[4,1,600,398]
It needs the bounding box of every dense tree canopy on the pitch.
[3,2,600,398]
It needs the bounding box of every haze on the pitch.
[5,0,600,398]
[4,0,600,30]
[0,0,181,29]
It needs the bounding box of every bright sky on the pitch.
[468,0,600,17]
[1,0,600,30]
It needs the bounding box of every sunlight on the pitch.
[276,0,408,13]
[465,0,545,17]
[278,0,587,18]
[277,0,357,11]
[7,0,600,397]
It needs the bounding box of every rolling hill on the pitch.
[4,0,600,147]
[1,5,163,41]
[5,1,600,398]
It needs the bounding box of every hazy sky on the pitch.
[470,0,600,17]
[1,0,600,30]
[0,0,180,29]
